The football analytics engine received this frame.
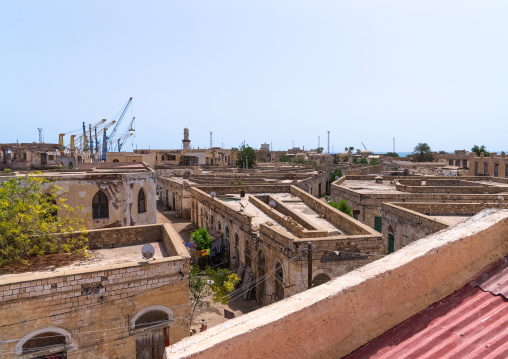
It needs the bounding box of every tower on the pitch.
[327,131,330,154]
[182,128,190,150]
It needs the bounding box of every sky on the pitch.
[1,1,507,153]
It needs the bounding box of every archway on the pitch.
[256,250,266,303]
[130,306,174,359]
[312,273,331,287]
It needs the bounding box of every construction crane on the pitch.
[361,142,368,151]
[116,117,135,152]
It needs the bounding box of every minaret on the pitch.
[182,128,190,150]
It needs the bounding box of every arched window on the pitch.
[258,250,265,268]
[312,273,331,287]
[275,263,283,281]
[224,224,230,246]
[113,159,119,162]
[92,190,109,219]
[16,327,72,358]
[138,188,146,213]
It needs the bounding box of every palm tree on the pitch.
[413,143,433,162]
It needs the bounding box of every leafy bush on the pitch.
[279,154,291,163]
[0,173,87,266]
[327,199,352,216]
[359,158,368,164]
[369,158,379,166]
[191,227,211,251]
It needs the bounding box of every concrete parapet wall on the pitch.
[166,209,508,359]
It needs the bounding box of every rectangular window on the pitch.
[449,159,453,166]
[374,216,382,233]
[474,162,479,176]
[494,164,499,177]
[353,210,360,221]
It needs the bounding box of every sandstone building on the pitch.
[0,224,190,359]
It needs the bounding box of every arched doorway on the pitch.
[388,225,395,254]
[273,262,284,301]
[131,306,173,359]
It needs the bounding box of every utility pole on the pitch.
[327,131,330,154]
[37,128,43,143]
[393,137,395,153]
[318,136,320,150]
[307,242,312,289]
[292,140,294,149]
[210,132,213,148]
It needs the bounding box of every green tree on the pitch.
[384,152,399,157]
[235,143,256,168]
[359,158,368,164]
[328,199,352,216]
[189,265,240,325]
[0,172,87,267]
[316,147,324,154]
[279,154,291,163]
[438,151,448,155]
[412,143,433,162]
[191,227,211,251]
[471,145,490,157]
[352,158,358,164]
[330,167,343,182]
[369,158,380,166]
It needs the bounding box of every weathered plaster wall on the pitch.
[44,170,157,229]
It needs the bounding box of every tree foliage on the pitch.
[384,152,399,157]
[471,145,490,157]
[330,167,343,182]
[412,143,433,162]
[328,199,352,216]
[279,154,291,163]
[0,172,87,267]
[189,265,240,324]
[235,143,256,169]
[438,151,448,155]
[191,227,211,251]
[369,158,380,166]
[316,147,324,154]
[359,158,368,164]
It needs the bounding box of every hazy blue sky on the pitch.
[1,1,507,153]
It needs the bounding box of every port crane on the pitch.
[116,117,135,152]
[102,97,132,160]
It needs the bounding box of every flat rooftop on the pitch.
[0,242,169,281]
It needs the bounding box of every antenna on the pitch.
[269,200,276,208]
[37,128,43,143]
[327,131,330,154]
[318,136,320,150]
[210,131,213,148]
[141,244,155,261]
[210,191,216,199]
[393,137,395,153]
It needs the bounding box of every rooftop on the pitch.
[346,256,508,359]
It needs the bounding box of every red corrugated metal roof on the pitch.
[346,257,508,359]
